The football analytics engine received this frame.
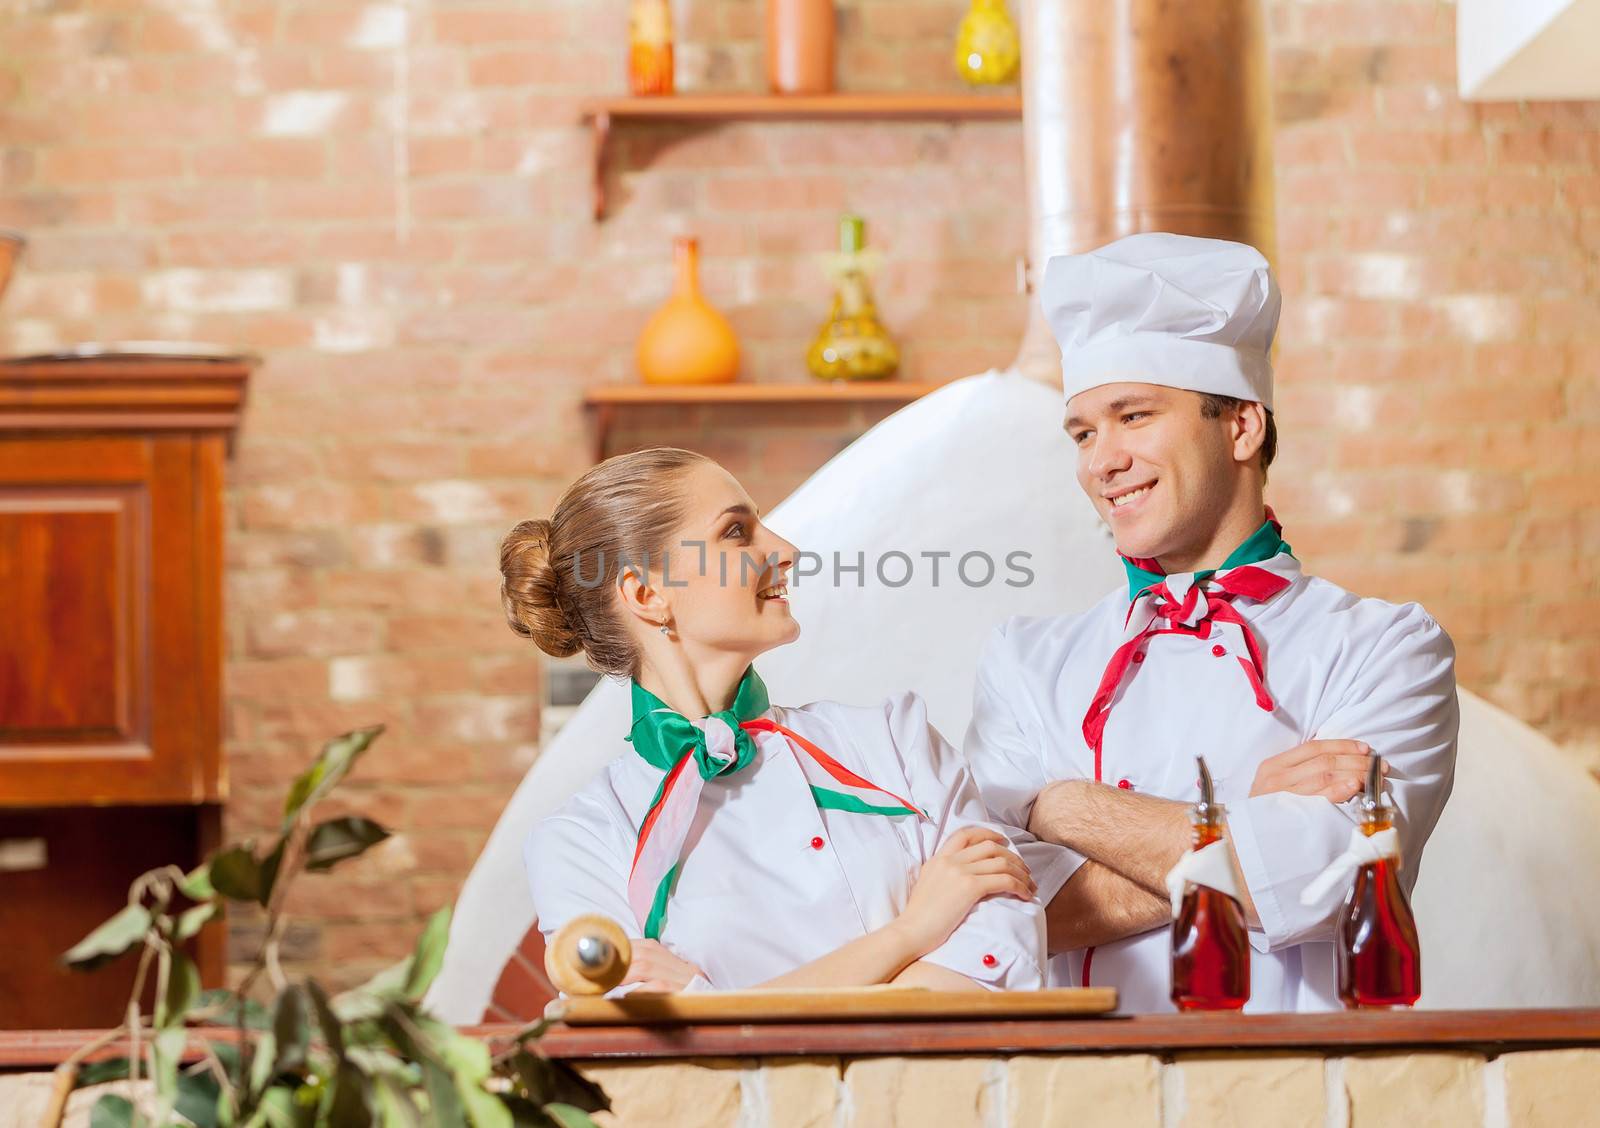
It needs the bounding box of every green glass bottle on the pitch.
[807,215,899,382]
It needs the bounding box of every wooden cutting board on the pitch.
[551,985,1119,1025]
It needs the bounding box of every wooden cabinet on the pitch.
[0,353,250,1027]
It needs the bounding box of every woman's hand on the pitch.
[1249,739,1384,802]
[892,827,1035,957]
[618,939,707,993]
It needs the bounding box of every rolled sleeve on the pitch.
[1227,605,1459,952]
[1226,792,1364,952]
[885,690,1048,990]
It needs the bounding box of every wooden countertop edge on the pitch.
[6,1010,1600,1069]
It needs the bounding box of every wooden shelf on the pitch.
[582,380,940,460]
[585,381,939,405]
[584,92,1021,122]
[581,92,1021,219]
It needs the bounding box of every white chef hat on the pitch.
[1041,232,1280,411]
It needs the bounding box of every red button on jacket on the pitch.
[810,836,825,850]
[1117,779,1133,790]
[981,953,998,968]
[1211,644,1227,657]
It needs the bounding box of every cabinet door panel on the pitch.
[0,436,208,803]
[0,487,147,739]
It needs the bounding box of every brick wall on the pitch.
[0,0,1594,988]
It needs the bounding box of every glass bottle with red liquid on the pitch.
[1336,755,1422,1008]
[1170,757,1251,1011]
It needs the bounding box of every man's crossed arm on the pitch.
[1031,740,1377,956]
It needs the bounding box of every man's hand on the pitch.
[1248,739,1385,802]
[619,939,707,993]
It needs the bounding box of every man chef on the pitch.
[965,232,1459,1012]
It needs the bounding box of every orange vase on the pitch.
[767,0,835,95]
[628,0,674,96]
[637,238,740,385]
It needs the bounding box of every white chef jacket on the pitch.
[965,569,1458,1012]
[525,692,1046,992]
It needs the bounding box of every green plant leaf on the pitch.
[258,836,287,908]
[179,864,217,901]
[421,1061,469,1128]
[499,1097,557,1128]
[415,1020,508,1128]
[175,1066,222,1128]
[401,906,452,1002]
[74,1057,131,1089]
[244,1085,300,1128]
[372,1076,424,1128]
[304,817,391,873]
[194,990,272,1030]
[341,961,410,1015]
[305,981,346,1057]
[331,990,387,1025]
[457,1082,512,1128]
[509,1015,556,1045]
[283,726,385,826]
[432,1025,491,1087]
[346,1047,419,1084]
[62,904,152,970]
[543,1105,602,1128]
[152,1024,187,1100]
[272,985,310,1076]
[157,952,201,1030]
[175,901,219,942]
[248,1029,279,1098]
[209,846,264,904]
[88,1093,135,1128]
[508,1054,608,1115]
[325,1060,375,1128]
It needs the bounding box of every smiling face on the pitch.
[648,460,801,662]
[1065,383,1266,567]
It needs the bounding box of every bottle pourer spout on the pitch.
[1195,755,1219,821]
[1363,754,1385,812]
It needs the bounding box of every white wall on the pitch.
[1458,0,1600,100]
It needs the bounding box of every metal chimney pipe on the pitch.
[1010,0,1276,387]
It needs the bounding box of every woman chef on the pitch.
[966,233,1460,1012]
[502,448,1045,993]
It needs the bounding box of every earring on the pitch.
[659,623,672,636]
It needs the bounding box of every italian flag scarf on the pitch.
[626,667,926,939]
[1077,512,1298,990]
[1082,512,1301,781]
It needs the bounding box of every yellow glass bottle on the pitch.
[807,215,899,383]
[954,0,1020,86]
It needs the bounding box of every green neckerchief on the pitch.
[627,666,771,776]
[625,667,771,939]
[1121,517,1293,602]
[623,665,922,941]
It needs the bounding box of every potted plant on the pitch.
[46,726,606,1128]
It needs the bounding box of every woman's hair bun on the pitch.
[499,518,582,658]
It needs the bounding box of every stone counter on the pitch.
[576,1048,1600,1128]
[5,1010,1598,1127]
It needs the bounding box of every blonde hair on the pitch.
[499,447,709,678]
